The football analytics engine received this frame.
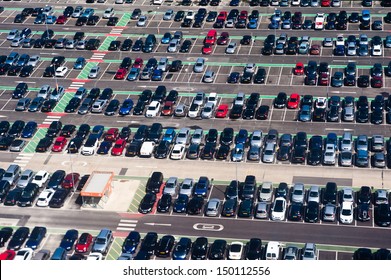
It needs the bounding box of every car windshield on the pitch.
[230,244,241,252]
[96,238,106,244]
[304,251,314,258]
[342,208,351,215]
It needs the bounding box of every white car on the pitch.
[228,242,244,260]
[55,66,68,77]
[81,137,99,155]
[140,141,155,157]
[258,182,273,202]
[137,15,147,27]
[323,144,336,165]
[27,55,41,67]
[32,170,50,188]
[91,100,107,113]
[187,104,200,118]
[153,0,164,4]
[36,189,55,207]
[103,8,114,19]
[206,92,218,107]
[201,102,215,119]
[87,252,103,260]
[372,45,382,56]
[271,197,286,221]
[315,97,327,109]
[185,11,195,20]
[225,42,237,54]
[145,101,160,117]
[170,144,185,160]
[244,63,256,74]
[14,248,34,260]
[340,202,354,224]
[11,37,23,47]
[342,187,354,203]
[7,29,19,40]
[88,66,100,79]
[335,34,344,46]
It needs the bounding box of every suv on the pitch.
[146,172,164,193]
[91,229,113,254]
[302,243,317,260]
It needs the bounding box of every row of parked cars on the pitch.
[0,163,90,208]
[0,227,113,260]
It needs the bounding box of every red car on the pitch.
[111,139,127,156]
[202,43,213,55]
[75,233,93,253]
[0,250,16,260]
[215,104,229,118]
[321,0,331,6]
[217,11,227,20]
[133,58,143,69]
[318,73,329,86]
[371,76,383,88]
[62,172,80,189]
[217,32,229,45]
[287,93,300,109]
[56,15,67,24]
[114,68,127,80]
[309,45,321,55]
[294,62,304,75]
[52,136,67,152]
[105,128,119,142]
[161,101,174,116]
[239,10,248,20]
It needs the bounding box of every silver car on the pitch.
[88,66,100,79]
[202,70,215,83]
[291,183,305,203]
[163,9,174,20]
[201,102,215,119]
[225,42,237,54]
[191,129,204,145]
[7,29,19,40]
[193,92,205,106]
[205,198,221,216]
[339,151,353,166]
[176,128,190,145]
[167,39,179,52]
[76,40,86,50]
[16,169,34,189]
[193,58,205,73]
[342,187,354,203]
[342,107,354,122]
[255,202,268,219]
[356,135,368,151]
[307,186,320,203]
[37,85,51,99]
[163,177,178,195]
[49,86,65,101]
[234,92,245,106]
[27,55,40,67]
[137,15,147,27]
[302,243,317,260]
[72,6,84,18]
[298,42,309,54]
[174,103,186,117]
[284,246,300,260]
[179,178,194,196]
[262,143,275,163]
[9,139,26,152]
[247,145,261,161]
[65,40,76,49]
[323,203,337,221]
[250,130,263,148]
[258,182,273,202]
[323,37,333,47]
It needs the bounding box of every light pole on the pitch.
[68,141,76,192]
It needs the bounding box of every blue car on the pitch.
[46,15,57,24]
[21,121,37,138]
[25,226,47,250]
[126,67,140,81]
[269,20,279,29]
[193,176,210,197]
[81,8,94,18]
[161,32,172,44]
[298,105,312,122]
[162,128,176,143]
[151,69,163,81]
[97,141,112,154]
[121,231,140,254]
[173,194,189,213]
[34,14,46,24]
[119,98,134,115]
[60,229,79,251]
[235,129,248,145]
[229,0,240,6]
[172,237,192,260]
[73,57,86,69]
[331,72,344,87]
[334,45,345,56]
[91,125,105,139]
[247,19,258,29]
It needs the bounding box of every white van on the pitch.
[265,241,281,260]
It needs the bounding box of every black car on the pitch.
[191,237,208,260]
[187,196,204,215]
[76,16,88,26]
[242,105,256,119]
[0,227,13,247]
[253,68,266,84]
[157,194,172,213]
[3,188,21,206]
[139,193,157,214]
[60,229,79,251]
[209,239,227,260]
[256,105,269,120]
[291,147,306,163]
[227,72,240,83]
[104,99,120,116]
[274,92,287,108]
[357,203,371,221]
[240,35,252,45]
[43,66,55,77]
[19,65,34,77]
[0,121,10,136]
[307,148,322,165]
[154,140,170,159]
[356,108,369,123]
[60,125,76,138]
[76,124,91,140]
[107,16,118,26]
[14,14,27,23]
[305,201,319,223]
[0,64,11,75]
[140,232,158,256]
[353,248,373,260]
[322,182,337,205]
[169,60,182,72]
[97,141,112,155]
[64,97,81,113]
[179,40,192,53]
[67,137,83,154]
[85,38,100,50]
[277,145,291,161]
[245,238,262,260]
[288,203,303,221]
[0,136,14,150]
[0,180,11,203]
[17,183,39,207]
[46,121,62,138]
[87,15,99,25]
[35,137,53,153]
[8,120,25,137]
[374,204,391,227]
[358,75,370,87]
[215,144,230,160]
[155,235,175,258]
[174,11,185,22]
[7,227,29,250]
[238,199,253,218]
[49,188,70,208]
[120,39,133,51]
[222,198,238,217]
[12,83,28,99]
[229,105,243,119]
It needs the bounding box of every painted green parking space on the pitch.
[77,62,98,80]
[117,13,131,27]
[128,181,146,213]
[22,128,48,153]
[53,92,74,113]
[98,36,118,51]
[107,237,125,260]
